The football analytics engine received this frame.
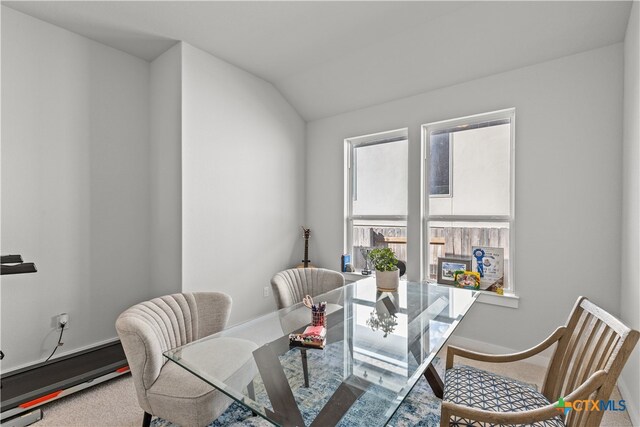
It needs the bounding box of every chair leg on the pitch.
[439,406,451,427]
[142,412,152,427]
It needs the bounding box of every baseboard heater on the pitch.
[0,341,129,427]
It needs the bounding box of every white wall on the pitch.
[149,43,182,296]
[181,43,306,325]
[620,2,639,423]
[307,44,623,353]
[1,7,152,370]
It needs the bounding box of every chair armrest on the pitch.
[560,370,607,402]
[446,326,566,369]
[440,370,606,426]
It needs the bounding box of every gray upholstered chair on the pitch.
[116,292,258,427]
[270,267,345,333]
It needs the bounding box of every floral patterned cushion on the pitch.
[443,365,565,427]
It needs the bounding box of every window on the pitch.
[428,133,451,196]
[422,109,515,293]
[345,129,408,271]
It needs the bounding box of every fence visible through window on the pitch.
[427,224,509,288]
[352,225,407,271]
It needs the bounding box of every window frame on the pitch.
[344,128,409,265]
[420,109,516,293]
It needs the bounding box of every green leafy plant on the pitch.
[368,248,398,272]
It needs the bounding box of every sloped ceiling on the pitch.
[3,1,632,121]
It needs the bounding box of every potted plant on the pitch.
[368,247,399,291]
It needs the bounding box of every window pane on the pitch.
[427,221,509,289]
[429,133,450,195]
[352,140,407,216]
[429,122,510,216]
[351,220,406,271]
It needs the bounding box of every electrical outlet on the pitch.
[57,313,69,329]
[263,286,270,298]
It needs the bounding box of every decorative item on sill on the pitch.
[396,259,407,277]
[360,247,372,275]
[485,276,505,295]
[368,247,399,292]
[472,246,504,293]
[453,270,480,289]
[436,256,472,285]
[341,254,351,272]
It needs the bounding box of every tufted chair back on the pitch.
[270,268,345,309]
[115,292,231,412]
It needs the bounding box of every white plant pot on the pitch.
[376,269,399,292]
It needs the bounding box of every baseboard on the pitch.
[617,378,639,427]
[1,336,120,374]
[447,335,552,368]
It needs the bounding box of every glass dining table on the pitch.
[164,278,478,427]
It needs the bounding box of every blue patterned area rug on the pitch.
[151,344,442,427]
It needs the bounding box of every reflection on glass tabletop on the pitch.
[164,278,478,427]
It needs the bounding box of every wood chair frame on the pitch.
[440,296,639,427]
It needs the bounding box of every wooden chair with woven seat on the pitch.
[440,296,639,427]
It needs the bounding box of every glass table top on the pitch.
[164,278,478,427]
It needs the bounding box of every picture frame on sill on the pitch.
[471,246,504,293]
[437,256,472,285]
[454,270,481,289]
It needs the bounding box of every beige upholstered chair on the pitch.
[440,296,639,427]
[270,267,345,333]
[116,292,257,427]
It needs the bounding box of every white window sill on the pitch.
[343,273,519,308]
[341,271,374,282]
[476,290,519,308]
[426,281,519,308]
